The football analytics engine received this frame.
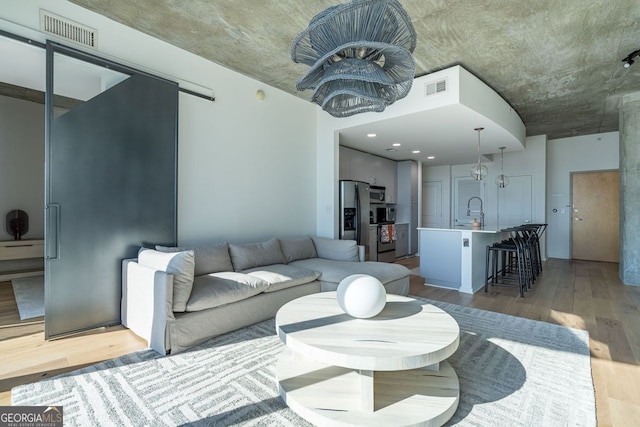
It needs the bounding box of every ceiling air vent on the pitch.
[425,78,447,97]
[40,10,98,49]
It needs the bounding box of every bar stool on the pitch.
[528,223,547,274]
[485,227,528,297]
[514,226,538,288]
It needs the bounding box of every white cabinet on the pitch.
[395,223,409,258]
[349,149,371,183]
[397,161,419,255]
[339,146,351,180]
[377,157,397,203]
[368,225,378,261]
[339,147,397,200]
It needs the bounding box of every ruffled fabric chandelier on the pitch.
[291,0,417,118]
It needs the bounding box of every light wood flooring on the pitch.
[0,280,147,406]
[398,256,640,427]
[1,258,639,426]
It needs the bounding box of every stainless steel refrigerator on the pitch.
[339,180,370,259]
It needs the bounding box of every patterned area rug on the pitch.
[12,298,596,426]
[11,275,44,320]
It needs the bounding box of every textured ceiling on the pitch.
[69,0,640,140]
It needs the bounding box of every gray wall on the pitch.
[620,93,640,285]
[0,95,44,241]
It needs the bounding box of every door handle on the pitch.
[574,217,583,221]
[46,203,61,260]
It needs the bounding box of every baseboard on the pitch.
[0,269,44,282]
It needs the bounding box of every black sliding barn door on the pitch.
[45,42,177,339]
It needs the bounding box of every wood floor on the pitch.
[0,280,147,406]
[398,256,640,427]
[1,258,639,426]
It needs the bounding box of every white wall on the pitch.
[423,132,620,260]
[178,88,317,244]
[422,164,452,228]
[1,1,318,245]
[546,132,619,259]
[0,95,44,240]
[317,66,525,238]
[422,135,547,257]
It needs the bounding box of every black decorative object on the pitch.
[6,209,29,240]
[622,48,640,69]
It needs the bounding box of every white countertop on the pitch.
[418,226,505,234]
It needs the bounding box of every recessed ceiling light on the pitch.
[392,143,401,147]
[367,133,376,138]
[427,156,435,160]
[412,150,420,154]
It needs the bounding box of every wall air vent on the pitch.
[425,78,448,97]
[40,10,98,49]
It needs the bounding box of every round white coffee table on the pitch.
[275,292,460,426]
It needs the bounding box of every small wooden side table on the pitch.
[0,239,45,282]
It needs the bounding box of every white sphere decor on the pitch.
[336,274,387,318]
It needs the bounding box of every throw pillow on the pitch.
[156,242,233,276]
[278,237,318,263]
[138,248,195,312]
[229,237,286,271]
[311,236,360,262]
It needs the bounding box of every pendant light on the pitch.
[495,147,509,188]
[470,127,488,181]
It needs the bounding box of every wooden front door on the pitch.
[571,171,619,262]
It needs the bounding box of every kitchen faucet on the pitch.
[466,196,484,228]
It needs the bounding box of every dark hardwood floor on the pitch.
[2,258,639,425]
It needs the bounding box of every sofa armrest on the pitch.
[122,258,174,354]
[357,245,365,262]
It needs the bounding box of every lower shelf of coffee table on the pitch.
[276,348,459,427]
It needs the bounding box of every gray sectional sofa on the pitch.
[122,236,410,354]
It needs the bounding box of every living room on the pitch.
[1,1,640,426]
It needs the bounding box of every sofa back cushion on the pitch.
[311,236,360,262]
[156,242,233,276]
[138,248,195,312]
[278,237,317,263]
[229,237,286,271]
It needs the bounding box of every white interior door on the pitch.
[498,175,533,229]
[422,181,442,228]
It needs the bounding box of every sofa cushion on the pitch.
[138,248,195,312]
[278,237,317,263]
[311,236,360,262]
[229,237,286,271]
[243,264,321,293]
[186,272,269,312]
[156,242,233,276]
[289,258,410,285]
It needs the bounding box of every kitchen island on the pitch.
[418,227,509,294]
